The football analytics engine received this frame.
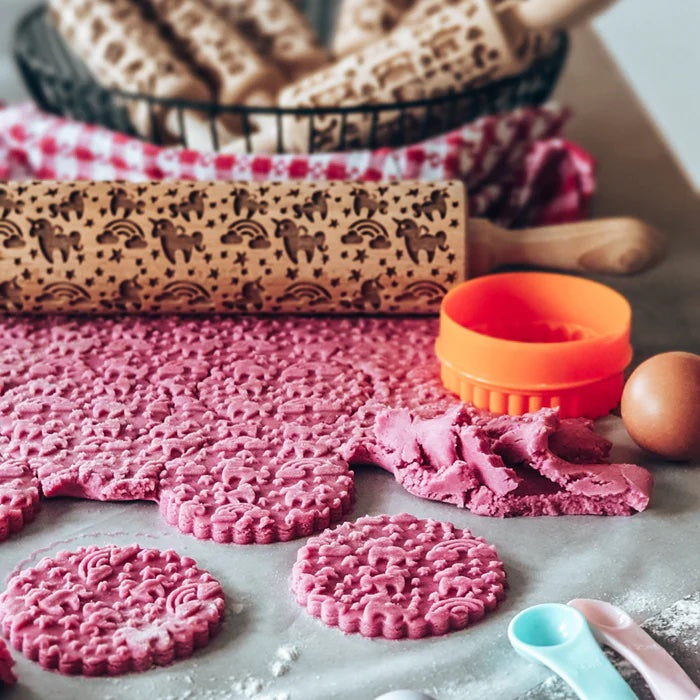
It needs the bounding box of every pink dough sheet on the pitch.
[0,316,653,544]
[0,637,16,686]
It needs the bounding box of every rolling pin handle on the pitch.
[469,217,666,276]
[511,0,617,30]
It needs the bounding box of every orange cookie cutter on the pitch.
[435,272,632,418]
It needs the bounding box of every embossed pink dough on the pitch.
[0,545,225,676]
[0,638,17,686]
[0,316,653,544]
[291,513,507,639]
[0,461,40,541]
[371,406,653,516]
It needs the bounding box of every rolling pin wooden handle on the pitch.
[511,0,617,29]
[470,217,666,276]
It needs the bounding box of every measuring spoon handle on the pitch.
[599,625,700,700]
[546,643,638,700]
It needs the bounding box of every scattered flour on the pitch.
[609,589,660,619]
[644,594,700,648]
[269,645,300,678]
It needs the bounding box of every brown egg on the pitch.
[621,351,700,461]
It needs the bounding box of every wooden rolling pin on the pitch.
[50,0,211,143]
[331,0,417,57]
[202,0,330,81]
[0,181,664,314]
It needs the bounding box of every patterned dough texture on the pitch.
[0,316,653,546]
[0,545,225,676]
[0,461,41,542]
[0,638,16,686]
[291,513,507,639]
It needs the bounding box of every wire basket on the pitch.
[14,3,568,154]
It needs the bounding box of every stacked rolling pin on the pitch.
[49,0,615,152]
[0,181,663,314]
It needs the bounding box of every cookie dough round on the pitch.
[0,545,225,676]
[291,513,507,639]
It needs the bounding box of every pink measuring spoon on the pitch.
[568,599,700,700]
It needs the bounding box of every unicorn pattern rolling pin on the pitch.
[0,180,663,315]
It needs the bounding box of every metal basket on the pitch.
[13,3,568,154]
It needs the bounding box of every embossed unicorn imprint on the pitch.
[48,190,84,222]
[352,188,388,218]
[109,187,146,218]
[293,191,330,222]
[28,218,82,263]
[101,277,143,312]
[0,277,23,311]
[169,190,208,221]
[0,189,23,218]
[273,219,326,264]
[412,189,448,220]
[341,276,384,311]
[230,279,264,311]
[233,188,268,218]
[394,218,448,264]
[150,219,205,264]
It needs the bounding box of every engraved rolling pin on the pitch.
[50,0,210,142]
[275,0,528,154]
[144,0,284,145]
[202,0,329,81]
[145,0,284,108]
[0,181,664,315]
[273,0,616,154]
[331,0,417,57]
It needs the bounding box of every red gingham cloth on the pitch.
[0,102,595,227]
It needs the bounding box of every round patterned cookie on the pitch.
[0,638,16,686]
[291,513,507,639]
[0,545,225,676]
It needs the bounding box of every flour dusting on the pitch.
[269,645,300,677]
[645,595,700,647]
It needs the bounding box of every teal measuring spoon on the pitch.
[508,603,638,700]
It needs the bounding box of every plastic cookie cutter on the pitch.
[569,599,700,700]
[508,603,637,699]
[436,272,633,419]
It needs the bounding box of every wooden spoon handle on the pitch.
[469,217,666,276]
[511,0,617,29]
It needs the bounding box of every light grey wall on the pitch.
[594,0,700,191]
[0,1,40,101]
